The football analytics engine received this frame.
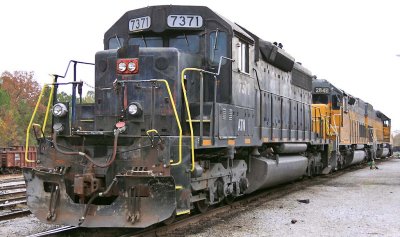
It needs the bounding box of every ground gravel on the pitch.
[0,214,59,237]
[1,159,399,237]
[187,158,400,237]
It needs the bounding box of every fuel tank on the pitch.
[245,155,308,194]
[275,143,307,154]
[349,150,366,165]
[377,148,389,158]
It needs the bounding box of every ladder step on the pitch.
[79,119,94,122]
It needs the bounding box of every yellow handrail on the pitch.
[42,83,54,135]
[25,77,55,163]
[146,129,159,136]
[181,68,202,172]
[25,84,49,162]
[156,80,183,167]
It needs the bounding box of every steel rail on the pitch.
[0,209,31,221]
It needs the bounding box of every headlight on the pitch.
[127,102,142,116]
[52,103,68,117]
[118,62,127,72]
[128,104,138,115]
[128,61,136,72]
[53,123,64,133]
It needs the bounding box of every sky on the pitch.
[1,0,400,131]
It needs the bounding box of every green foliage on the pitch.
[0,89,10,109]
[57,91,72,102]
[0,71,46,146]
[82,90,95,103]
[0,70,96,146]
[57,90,94,103]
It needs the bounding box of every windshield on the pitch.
[170,34,200,53]
[128,34,200,53]
[108,37,124,49]
[128,36,163,47]
[312,94,328,104]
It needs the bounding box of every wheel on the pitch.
[194,200,209,213]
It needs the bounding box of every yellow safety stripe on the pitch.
[176,210,190,216]
[181,68,202,172]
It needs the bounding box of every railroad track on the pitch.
[27,226,79,237]
[0,176,29,221]
[0,181,27,209]
[0,209,31,221]
[0,177,24,184]
[0,183,26,191]
[27,158,389,237]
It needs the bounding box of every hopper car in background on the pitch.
[0,146,36,174]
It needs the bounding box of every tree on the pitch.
[0,71,48,146]
[82,90,95,103]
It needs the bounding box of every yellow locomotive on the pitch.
[312,79,391,171]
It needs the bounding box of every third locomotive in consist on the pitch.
[23,5,391,228]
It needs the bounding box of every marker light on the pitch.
[116,58,139,74]
[118,62,127,72]
[52,103,68,117]
[128,62,136,72]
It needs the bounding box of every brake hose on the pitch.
[52,129,120,168]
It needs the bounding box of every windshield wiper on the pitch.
[213,29,219,50]
[183,33,189,47]
[115,35,122,48]
[141,35,148,47]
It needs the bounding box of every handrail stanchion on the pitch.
[25,84,49,162]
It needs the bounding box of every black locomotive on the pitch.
[23,5,391,228]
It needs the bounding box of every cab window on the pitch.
[332,95,341,110]
[108,37,124,49]
[170,34,200,53]
[209,31,227,66]
[312,94,328,104]
[128,37,163,47]
[238,40,249,73]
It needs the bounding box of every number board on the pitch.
[167,15,203,28]
[314,87,331,94]
[129,16,151,32]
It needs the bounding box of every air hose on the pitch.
[52,128,121,168]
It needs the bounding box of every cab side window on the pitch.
[209,31,227,66]
[332,95,341,110]
[238,40,249,73]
